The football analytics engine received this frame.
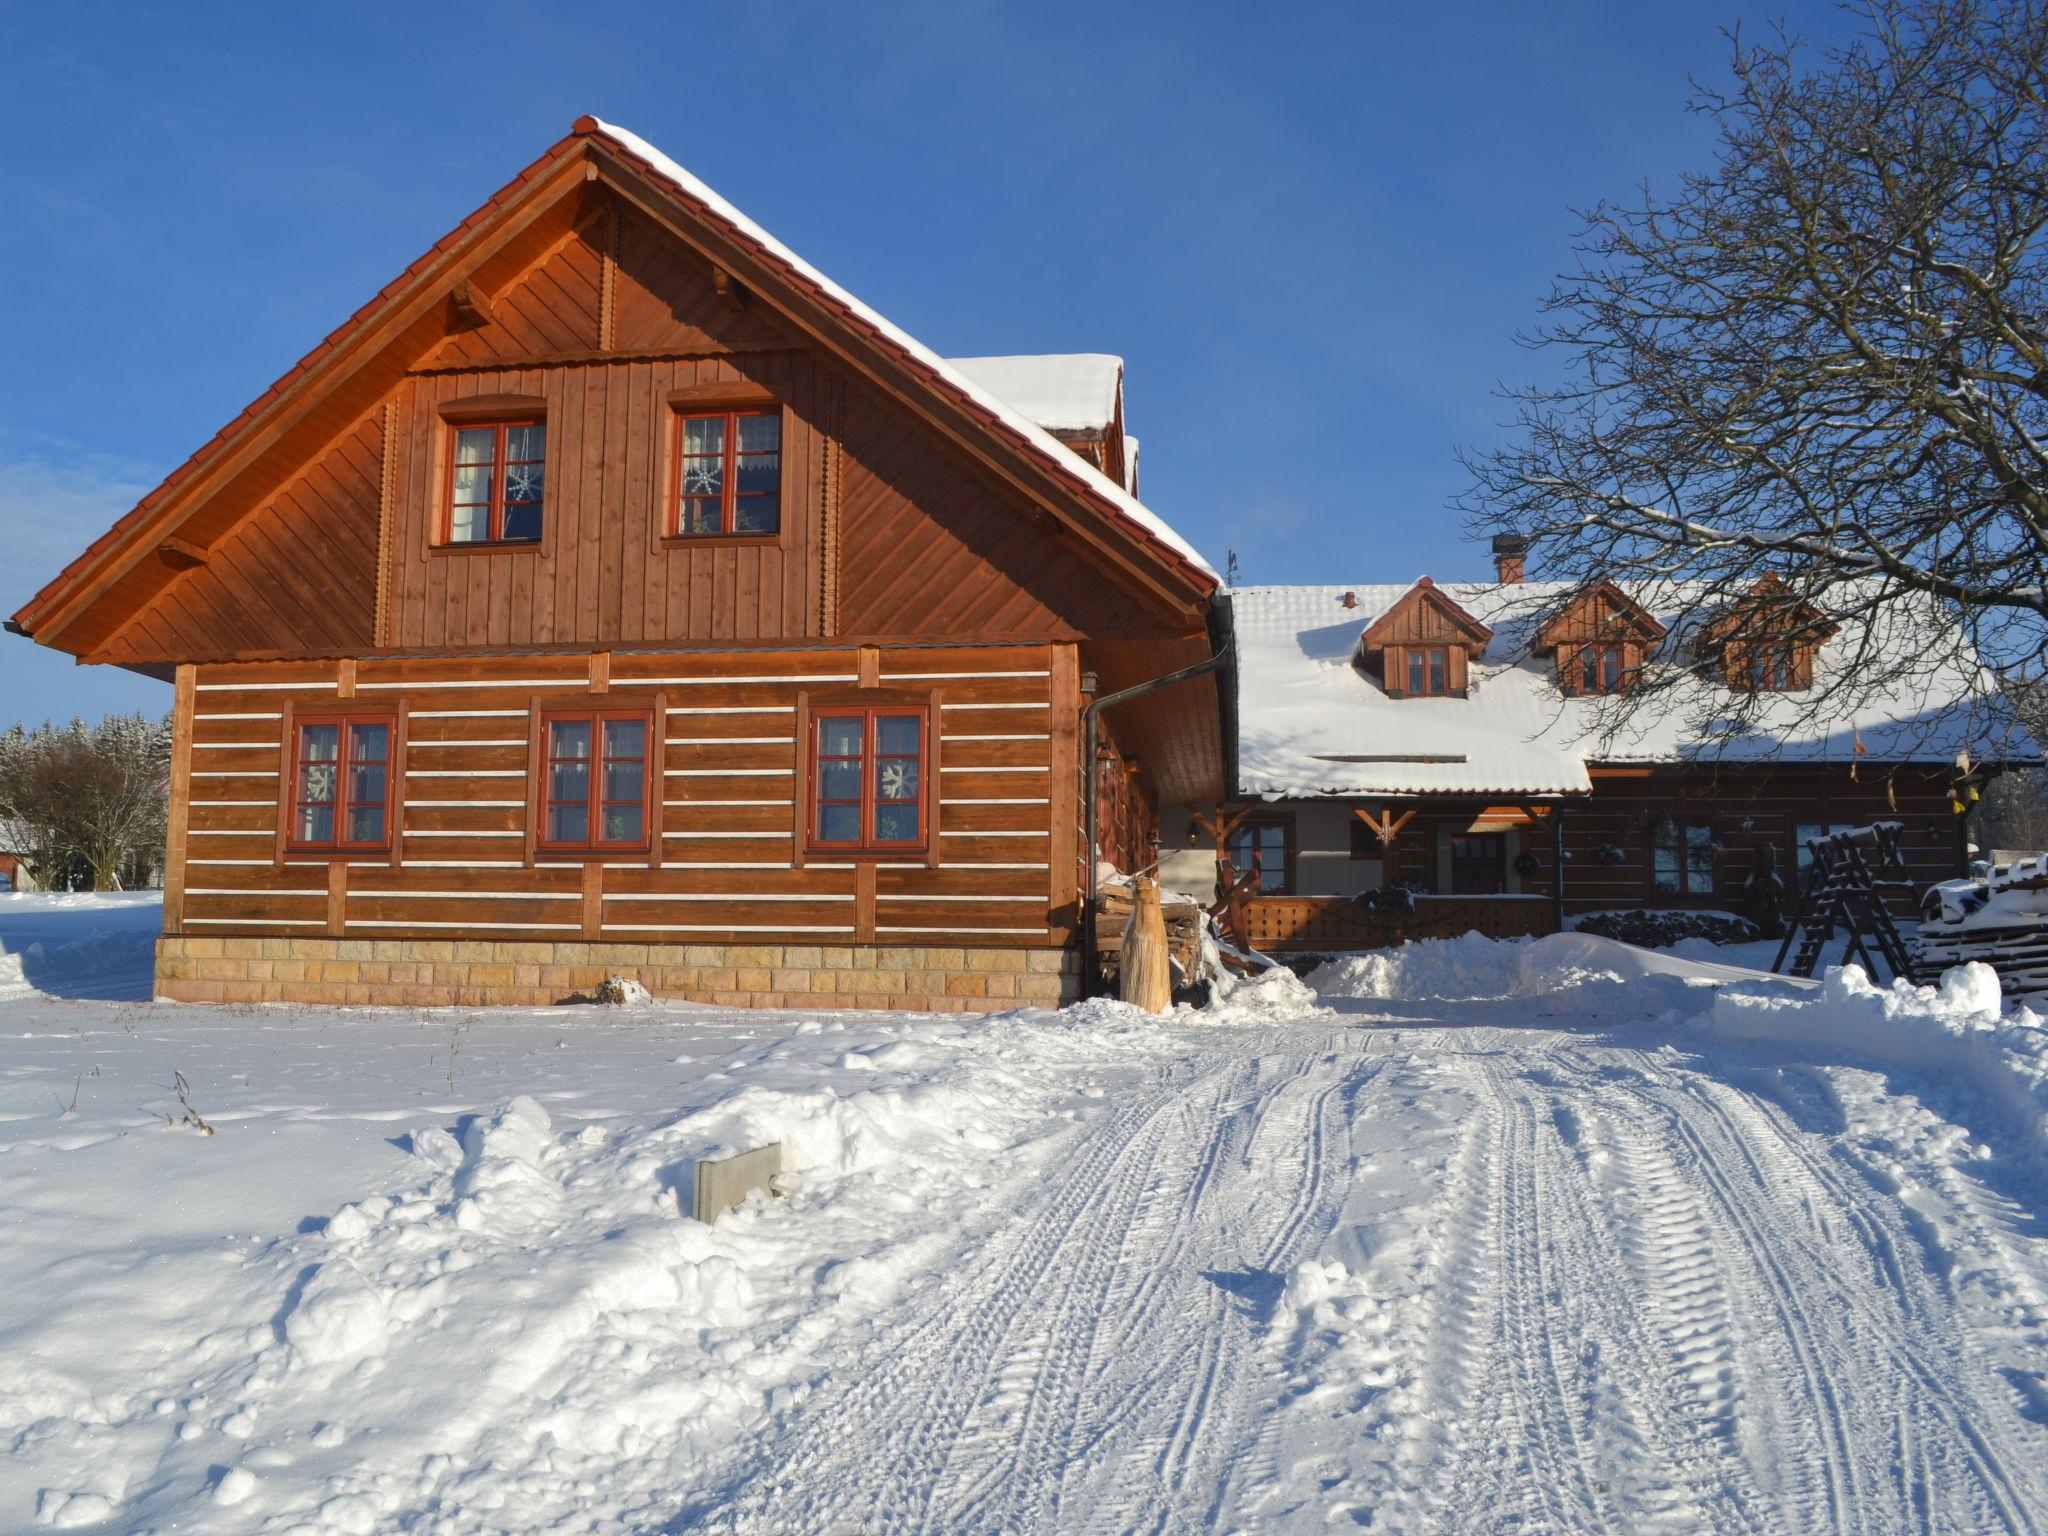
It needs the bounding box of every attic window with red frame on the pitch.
[673,409,781,536]
[289,716,394,850]
[806,705,927,853]
[446,420,545,544]
[537,711,651,851]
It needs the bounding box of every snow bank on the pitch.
[1306,933,1527,1001]
[1704,963,2048,1155]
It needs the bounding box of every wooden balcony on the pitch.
[1244,893,1558,952]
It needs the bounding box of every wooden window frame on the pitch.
[1571,643,1630,697]
[793,692,935,860]
[534,708,654,855]
[284,712,397,854]
[1649,814,1718,898]
[667,406,784,542]
[439,416,546,549]
[1227,816,1294,895]
[1405,645,1452,698]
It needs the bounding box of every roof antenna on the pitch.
[1225,549,1240,586]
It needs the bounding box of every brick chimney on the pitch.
[1491,534,1529,585]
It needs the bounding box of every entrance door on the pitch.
[1450,833,1506,895]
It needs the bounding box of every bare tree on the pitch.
[0,714,170,890]
[1463,0,2048,756]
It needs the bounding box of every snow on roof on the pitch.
[1232,581,2034,800]
[944,355,1123,434]
[591,122,1218,583]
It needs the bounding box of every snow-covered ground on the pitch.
[6,896,2048,1533]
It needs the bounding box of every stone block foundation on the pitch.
[153,936,1084,1013]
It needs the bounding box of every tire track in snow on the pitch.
[1604,1055,2048,1536]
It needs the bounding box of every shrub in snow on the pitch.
[594,975,654,1006]
[1571,909,1760,949]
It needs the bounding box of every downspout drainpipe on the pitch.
[1082,651,1229,996]
[1552,804,1566,935]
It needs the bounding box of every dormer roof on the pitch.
[1355,576,1494,655]
[1697,574,1839,648]
[1533,579,1668,653]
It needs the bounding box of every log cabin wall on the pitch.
[1210,764,1962,924]
[158,643,1088,1010]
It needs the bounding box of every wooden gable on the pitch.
[1697,574,1839,692]
[1356,578,1493,698]
[1534,579,1666,697]
[15,120,1215,672]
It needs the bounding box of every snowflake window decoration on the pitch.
[505,465,542,503]
[879,762,915,800]
[682,461,721,496]
[302,763,336,802]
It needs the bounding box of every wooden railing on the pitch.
[1245,894,1558,952]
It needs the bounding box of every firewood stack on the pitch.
[1096,879,1205,988]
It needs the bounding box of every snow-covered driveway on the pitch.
[704,998,2048,1535]
[5,898,2048,1534]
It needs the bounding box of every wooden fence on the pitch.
[1245,894,1558,953]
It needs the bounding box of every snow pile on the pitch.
[0,889,161,1001]
[0,925,156,1000]
[1307,932,1527,1001]
[1705,961,2048,1154]
[1197,962,1326,1024]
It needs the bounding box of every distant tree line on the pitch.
[0,714,171,890]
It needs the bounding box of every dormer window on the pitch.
[1700,576,1835,694]
[1535,580,1666,698]
[445,420,545,544]
[1406,647,1451,696]
[1357,578,1493,700]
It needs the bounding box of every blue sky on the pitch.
[0,0,1862,726]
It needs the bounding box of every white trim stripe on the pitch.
[942,734,1049,742]
[194,712,282,721]
[346,920,581,931]
[399,860,525,867]
[666,705,796,716]
[665,737,795,746]
[633,674,857,686]
[941,829,1047,837]
[192,770,278,778]
[408,739,527,748]
[939,701,1044,710]
[194,681,327,691]
[662,799,789,807]
[604,892,853,903]
[666,768,793,777]
[411,709,529,718]
[604,924,856,934]
[357,678,577,690]
[876,926,1048,936]
[663,830,793,839]
[882,670,1049,680]
[182,918,326,927]
[405,800,526,807]
[192,800,275,808]
[351,890,570,900]
[187,887,325,896]
[404,829,523,838]
[882,894,1045,904]
[405,769,525,778]
[940,798,1050,805]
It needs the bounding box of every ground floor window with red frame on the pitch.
[807,704,928,853]
[539,711,650,850]
[290,716,394,850]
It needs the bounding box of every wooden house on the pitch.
[1175,547,2033,953]
[8,119,1222,1011]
